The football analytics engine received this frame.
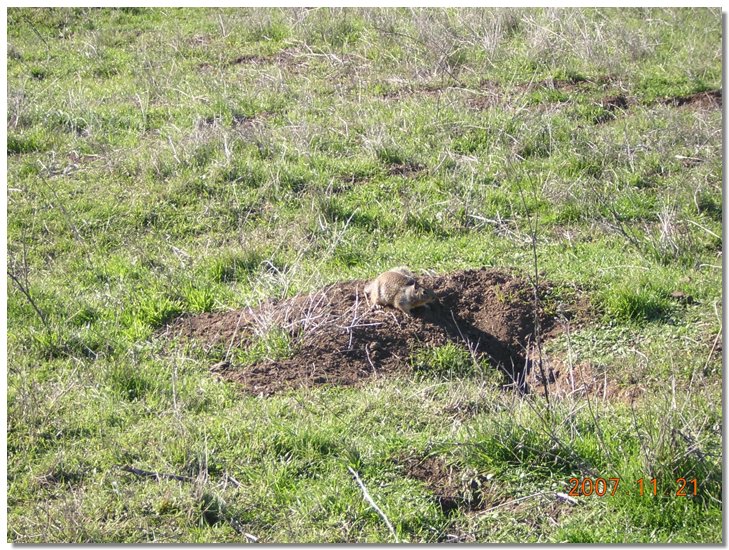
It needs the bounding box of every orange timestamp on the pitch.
[567,477,699,497]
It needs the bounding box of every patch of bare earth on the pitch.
[230,49,297,66]
[467,79,721,114]
[466,80,501,110]
[164,268,589,396]
[387,160,426,178]
[524,358,642,403]
[397,455,496,516]
[663,89,722,109]
[467,76,616,110]
[593,94,630,124]
[397,453,575,541]
[532,76,600,93]
[224,49,307,74]
[379,84,446,99]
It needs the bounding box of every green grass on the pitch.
[411,342,489,381]
[7,7,722,543]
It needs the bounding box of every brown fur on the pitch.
[364,267,437,314]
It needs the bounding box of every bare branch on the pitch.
[118,465,193,483]
[7,269,49,331]
[348,466,399,543]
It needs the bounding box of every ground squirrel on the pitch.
[363,267,437,314]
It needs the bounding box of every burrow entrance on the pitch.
[164,268,586,396]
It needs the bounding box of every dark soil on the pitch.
[164,268,585,396]
[663,89,722,109]
[399,451,575,542]
[525,359,640,403]
[231,53,268,65]
[229,49,305,72]
[467,93,498,111]
[387,160,426,178]
[602,94,629,110]
[230,52,293,66]
[593,94,630,124]
[397,455,490,515]
[467,79,721,116]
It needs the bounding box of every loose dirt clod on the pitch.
[164,268,584,396]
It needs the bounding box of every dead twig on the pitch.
[555,492,579,506]
[224,310,249,363]
[686,219,721,241]
[118,465,193,483]
[703,327,722,375]
[223,471,242,489]
[475,491,550,515]
[7,269,50,330]
[22,14,50,56]
[347,466,399,543]
[449,310,483,369]
[222,507,259,543]
[35,169,83,242]
[516,183,550,408]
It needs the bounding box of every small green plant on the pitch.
[203,250,266,283]
[235,326,294,366]
[182,283,217,313]
[376,145,406,166]
[410,342,485,380]
[7,129,51,154]
[600,283,671,324]
[105,361,159,402]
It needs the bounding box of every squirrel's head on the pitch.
[409,284,437,306]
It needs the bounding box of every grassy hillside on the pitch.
[7,8,722,543]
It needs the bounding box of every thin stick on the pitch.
[450,310,482,368]
[347,466,399,543]
[475,491,549,515]
[220,504,258,542]
[224,310,247,363]
[703,327,722,374]
[563,317,575,393]
[224,472,242,489]
[7,269,49,330]
[555,492,579,506]
[171,358,179,417]
[517,184,550,408]
[119,465,193,483]
[22,14,50,54]
[217,13,228,38]
[686,218,721,240]
[577,361,614,467]
[36,171,83,242]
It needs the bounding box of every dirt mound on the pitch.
[165,268,583,395]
